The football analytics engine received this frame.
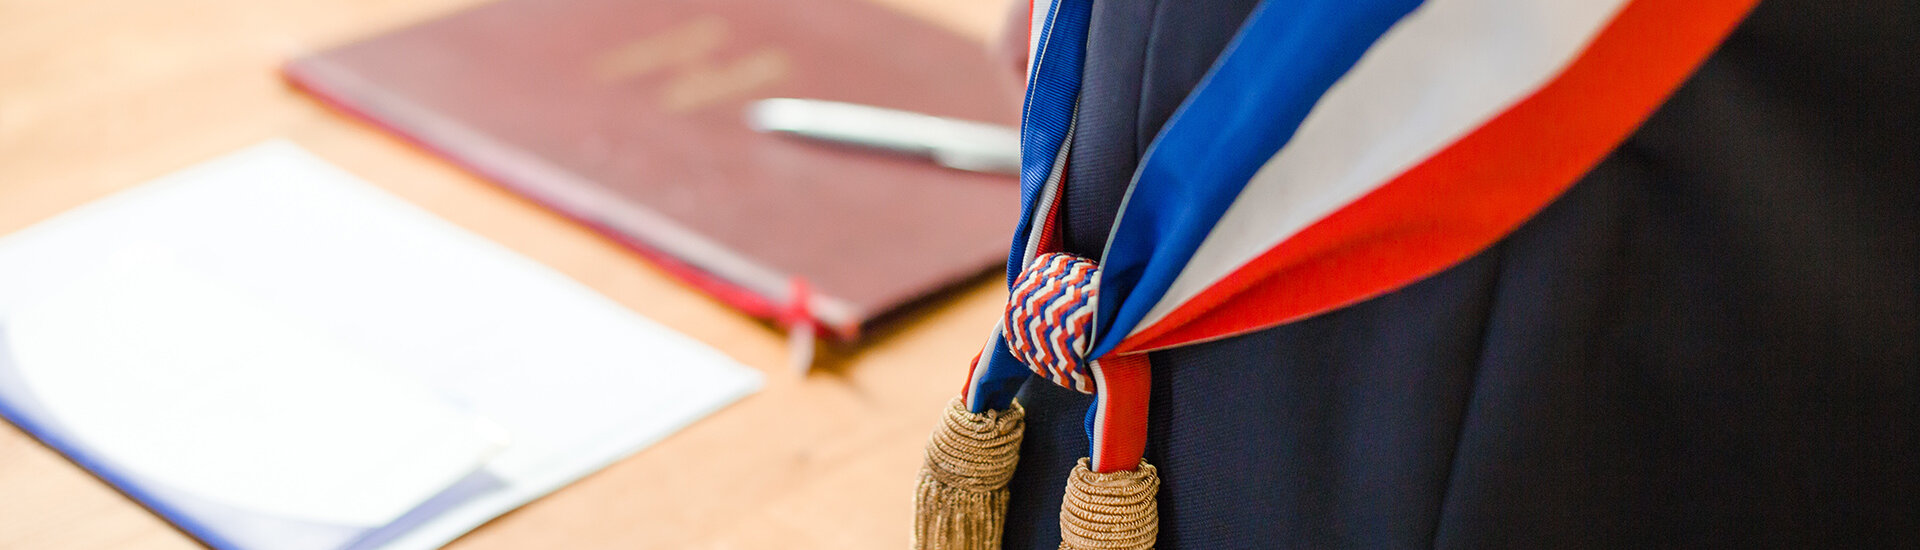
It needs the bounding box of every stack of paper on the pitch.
[0,141,763,550]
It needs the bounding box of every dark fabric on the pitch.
[1002,0,1920,548]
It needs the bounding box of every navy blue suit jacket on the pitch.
[1001,1,1919,547]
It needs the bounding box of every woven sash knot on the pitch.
[1003,252,1101,394]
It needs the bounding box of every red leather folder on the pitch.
[286,0,1020,339]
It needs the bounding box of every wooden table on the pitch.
[0,0,1015,547]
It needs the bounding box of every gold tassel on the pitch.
[914,397,1026,550]
[1057,458,1158,550]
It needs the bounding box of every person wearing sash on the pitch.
[913,0,1917,548]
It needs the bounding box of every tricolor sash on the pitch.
[920,0,1758,548]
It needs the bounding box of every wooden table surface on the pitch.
[0,0,1016,547]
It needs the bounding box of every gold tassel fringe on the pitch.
[914,397,1026,550]
[1058,458,1158,550]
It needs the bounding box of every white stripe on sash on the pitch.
[1133,0,1632,335]
[1028,0,1054,79]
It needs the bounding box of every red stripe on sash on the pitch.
[1089,353,1151,473]
[1117,0,1759,354]
[1035,181,1063,256]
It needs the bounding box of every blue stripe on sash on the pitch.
[973,0,1096,413]
[971,332,1028,412]
[1008,0,1093,283]
[1089,0,1427,358]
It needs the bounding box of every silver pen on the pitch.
[746,98,1022,176]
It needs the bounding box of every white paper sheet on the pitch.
[9,253,510,528]
[0,141,764,549]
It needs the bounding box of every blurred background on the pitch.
[0,0,1029,548]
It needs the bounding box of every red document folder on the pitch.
[286,0,1021,339]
